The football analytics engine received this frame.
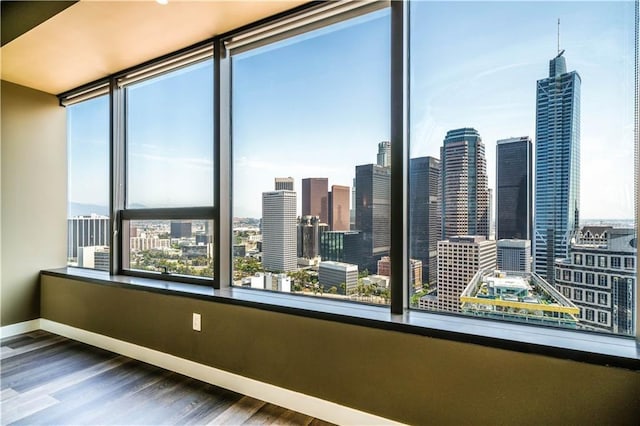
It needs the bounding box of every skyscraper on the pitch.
[376,141,391,167]
[355,163,391,272]
[534,50,581,282]
[262,190,297,272]
[496,136,533,240]
[274,177,294,191]
[329,184,350,231]
[409,156,440,284]
[440,128,490,239]
[297,215,327,259]
[302,178,329,224]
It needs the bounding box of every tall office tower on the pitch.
[67,214,110,260]
[355,163,391,272]
[329,184,350,231]
[410,156,441,285]
[555,227,636,335]
[497,137,533,240]
[297,215,327,259]
[534,50,581,283]
[376,141,391,167]
[421,236,496,313]
[274,177,294,191]
[261,190,297,272]
[319,230,363,264]
[497,239,532,272]
[302,178,329,224]
[440,128,490,240]
[170,221,192,239]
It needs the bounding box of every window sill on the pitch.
[41,267,640,370]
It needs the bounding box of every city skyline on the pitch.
[68,2,636,223]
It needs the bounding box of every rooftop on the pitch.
[461,270,579,328]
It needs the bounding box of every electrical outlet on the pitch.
[192,313,201,332]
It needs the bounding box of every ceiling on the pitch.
[0,0,307,95]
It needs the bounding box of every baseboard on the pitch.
[39,319,401,426]
[0,319,41,338]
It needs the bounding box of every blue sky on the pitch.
[69,1,636,221]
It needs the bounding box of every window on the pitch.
[60,0,637,341]
[574,289,583,301]
[598,274,608,287]
[574,271,583,284]
[611,256,621,269]
[598,256,607,268]
[66,93,110,271]
[118,48,215,282]
[598,311,608,324]
[407,0,636,335]
[230,4,391,302]
[586,309,595,322]
[598,293,608,306]
[624,257,635,269]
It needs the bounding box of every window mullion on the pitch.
[390,0,407,314]
[110,78,126,276]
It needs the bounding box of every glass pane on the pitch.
[126,59,214,208]
[409,1,636,336]
[127,219,214,279]
[232,9,391,304]
[67,95,110,270]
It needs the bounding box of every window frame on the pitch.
[112,42,217,286]
[57,0,640,350]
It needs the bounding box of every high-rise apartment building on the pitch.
[302,178,329,224]
[497,239,532,272]
[376,140,391,167]
[274,177,294,191]
[440,128,490,239]
[421,236,496,313]
[261,190,297,272]
[67,214,110,260]
[328,184,350,231]
[410,156,440,284]
[554,227,636,335]
[534,50,581,282]
[496,137,532,240]
[355,163,391,272]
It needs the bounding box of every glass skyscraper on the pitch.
[410,156,440,285]
[534,51,581,282]
[496,136,532,240]
[440,128,490,240]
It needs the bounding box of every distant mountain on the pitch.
[68,202,108,217]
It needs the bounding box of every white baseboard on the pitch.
[0,319,41,338]
[39,319,401,426]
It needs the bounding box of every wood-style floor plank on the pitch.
[1,331,335,426]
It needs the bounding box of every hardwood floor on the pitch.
[1,331,334,425]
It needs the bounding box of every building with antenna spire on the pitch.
[533,28,581,283]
